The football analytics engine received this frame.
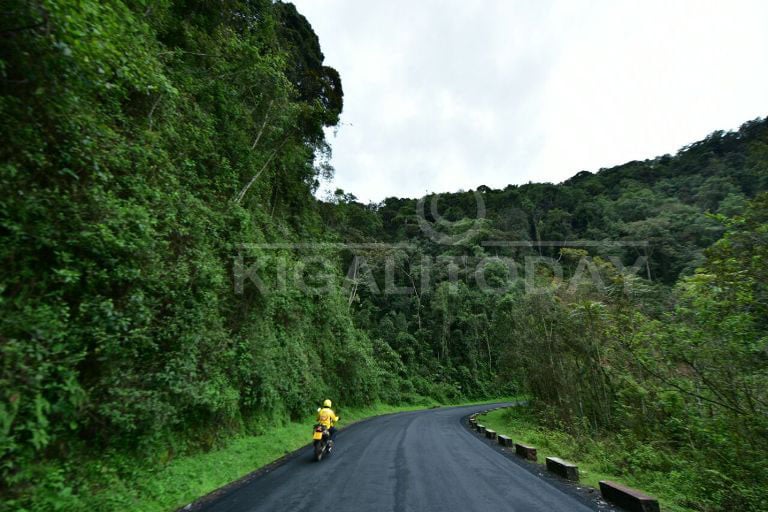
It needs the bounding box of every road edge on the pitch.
[462,406,621,512]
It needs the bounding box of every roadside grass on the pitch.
[478,407,695,512]
[20,397,515,512]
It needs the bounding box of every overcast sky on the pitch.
[293,0,768,203]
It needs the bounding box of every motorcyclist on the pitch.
[317,399,340,447]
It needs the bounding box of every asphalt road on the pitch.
[195,403,604,512]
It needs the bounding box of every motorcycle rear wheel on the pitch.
[313,441,324,462]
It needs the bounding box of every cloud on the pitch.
[294,0,768,203]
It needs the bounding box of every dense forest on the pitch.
[323,124,768,510]
[1,1,766,511]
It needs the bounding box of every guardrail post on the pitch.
[514,442,537,461]
[599,481,660,512]
[545,457,579,481]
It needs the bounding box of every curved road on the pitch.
[196,403,603,512]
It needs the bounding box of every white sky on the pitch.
[293,0,768,203]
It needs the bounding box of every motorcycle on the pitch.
[312,424,333,461]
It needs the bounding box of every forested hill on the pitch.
[317,119,768,511]
[1,1,767,511]
[322,117,768,283]
[314,115,768,395]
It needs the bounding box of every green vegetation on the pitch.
[1,1,767,511]
[321,122,768,512]
[479,407,691,512]
[1,1,418,509]
[324,123,768,510]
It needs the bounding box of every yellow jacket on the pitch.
[316,407,339,428]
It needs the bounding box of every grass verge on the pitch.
[21,398,513,512]
[478,406,695,512]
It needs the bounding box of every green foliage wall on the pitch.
[0,1,383,499]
